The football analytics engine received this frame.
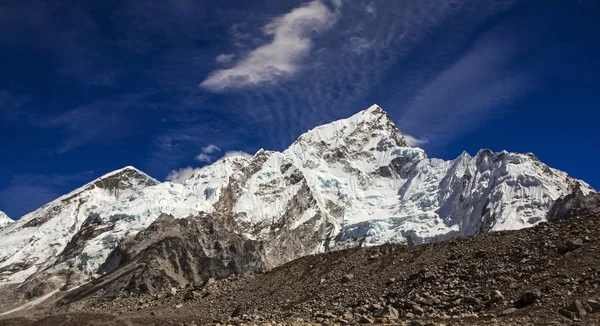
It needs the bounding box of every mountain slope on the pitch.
[15,210,600,325]
[0,104,594,306]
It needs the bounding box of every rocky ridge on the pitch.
[0,104,594,308]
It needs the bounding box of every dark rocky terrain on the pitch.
[3,198,600,325]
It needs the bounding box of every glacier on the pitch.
[0,104,593,296]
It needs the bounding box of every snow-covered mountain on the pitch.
[0,211,13,228]
[0,104,593,300]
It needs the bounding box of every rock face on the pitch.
[60,213,265,302]
[0,104,595,303]
[547,186,600,221]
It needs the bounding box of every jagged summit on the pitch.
[93,166,159,185]
[289,104,409,161]
[91,166,159,191]
[0,211,12,228]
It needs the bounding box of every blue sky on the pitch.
[0,0,599,219]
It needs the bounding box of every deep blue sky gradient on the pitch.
[1,0,599,218]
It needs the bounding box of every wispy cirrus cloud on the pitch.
[200,0,341,91]
[0,90,32,122]
[215,53,235,65]
[198,1,522,151]
[39,93,154,153]
[398,25,536,146]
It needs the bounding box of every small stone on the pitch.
[465,296,483,306]
[559,308,574,319]
[566,238,584,251]
[515,291,541,308]
[587,299,600,312]
[407,322,423,326]
[231,305,246,317]
[500,308,517,316]
[412,304,425,315]
[386,306,399,320]
[490,290,504,303]
[566,300,587,319]
[174,303,183,309]
[341,274,354,284]
[358,315,374,324]
[170,287,178,296]
[405,312,415,318]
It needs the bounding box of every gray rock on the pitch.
[412,304,425,315]
[500,308,517,316]
[358,315,374,324]
[559,308,574,319]
[374,305,399,319]
[465,296,483,306]
[515,290,540,308]
[566,238,584,251]
[587,299,600,313]
[341,274,354,284]
[490,290,504,303]
[386,306,399,320]
[342,312,354,320]
[565,300,587,319]
[204,277,216,286]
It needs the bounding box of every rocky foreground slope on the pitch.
[3,198,600,325]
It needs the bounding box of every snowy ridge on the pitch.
[0,211,12,228]
[0,104,593,297]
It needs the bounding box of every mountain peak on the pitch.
[0,211,13,228]
[289,104,409,155]
[366,103,383,113]
[92,166,159,191]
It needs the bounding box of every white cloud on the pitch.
[201,144,221,154]
[165,166,199,184]
[200,0,341,92]
[166,150,253,184]
[364,2,376,16]
[404,134,428,147]
[346,36,372,54]
[193,144,222,162]
[195,153,213,162]
[215,53,235,65]
[221,150,253,160]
